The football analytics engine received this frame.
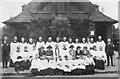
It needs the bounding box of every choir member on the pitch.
[2,37,9,68]
[85,54,95,74]
[74,39,81,49]
[45,37,55,50]
[30,54,40,76]
[68,38,74,48]
[36,37,45,52]
[30,45,38,59]
[89,37,96,50]
[96,36,105,51]
[75,46,83,59]
[69,45,76,60]
[38,46,46,59]
[82,46,90,56]
[10,36,20,60]
[46,45,54,61]
[105,39,114,66]
[61,37,69,49]
[55,37,61,49]
[81,38,87,50]
[60,44,69,59]
[20,37,28,53]
[28,38,35,52]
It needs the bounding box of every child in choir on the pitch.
[46,45,54,61]
[75,46,83,59]
[89,37,96,50]
[69,45,76,60]
[68,38,74,48]
[60,44,69,59]
[30,54,40,76]
[38,46,46,59]
[30,46,38,59]
[55,37,61,49]
[82,46,90,56]
[36,37,45,52]
[62,55,72,75]
[85,54,95,74]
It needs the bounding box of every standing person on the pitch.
[45,37,55,50]
[89,37,96,50]
[36,37,45,52]
[55,44,60,61]
[68,38,74,48]
[55,37,61,49]
[74,39,81,49]
[61,37,69,50]
[10,36,20,59]
[20,37,28,53]
[105,39,114,66]
[28,38,35,52]
[96,36,105,51]
[1,37,9,68]
[81,38,87,50]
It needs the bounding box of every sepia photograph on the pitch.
[0,0,119,79]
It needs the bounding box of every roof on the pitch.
[89,9,118,23]
[3,0,118,24]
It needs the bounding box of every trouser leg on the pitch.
[110,55,113,66]
[2,61,5,68]
[107,55,109,66]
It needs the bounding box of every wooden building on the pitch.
[3,0,118,42]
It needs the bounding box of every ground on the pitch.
[0,51,119,78]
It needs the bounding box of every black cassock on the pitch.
[2,42,10,68]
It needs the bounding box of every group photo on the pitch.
[0,0,119,78]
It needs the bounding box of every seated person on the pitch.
[46,45,54,61]
[60,44,69,59]
[75,46,83,59]
[30,46,38,59]
[82,46,90,56]
[69,45,76,60]
[38,46,46,59]
[22,46,29,60]
[85,54,95,74]
[30,54,40,76]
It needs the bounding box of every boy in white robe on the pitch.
[36,37,45,52]
[89,38,96,50]
[45,37,55,50]
[68,38,74,49]
[74,39,81,49]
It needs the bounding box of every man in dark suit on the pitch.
[75,46,83,59]
[105,39,114,66]
[1,37,10,68]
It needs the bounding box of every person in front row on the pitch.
[46,45,54,61]
[75,46,83,59]
[38,46,46,59]
[105,39,114,66]
[30,54,40,76]
[85,54,95,74]
[69,45,76,60]
[82,46,90,56]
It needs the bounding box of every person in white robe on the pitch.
[10,36,20,60]
[28,38,35,52]
[74,39,81,49]
[45,37,55,50]
[30,54,40,70]
[89,38,96,50]
[22,46,30,60]
[60,44,70,59]
[54,37,61,49]
[81,38,87,50]
[60,37,69,50]
[96,36,105,51]
[54,44,60,61]
[19,37,28,53]
[68,38,74,48]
